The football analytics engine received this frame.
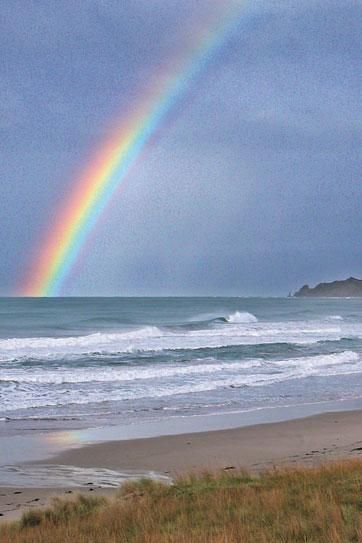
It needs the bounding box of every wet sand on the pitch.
[46,409,362,474]
[1,409,361,523]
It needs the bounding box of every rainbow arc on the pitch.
[20,1,246,296]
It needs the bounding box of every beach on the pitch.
[1,408,361,523]
[1,297,362,525]
[2,0,361,537]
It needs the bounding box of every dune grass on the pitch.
[1,459,362,542]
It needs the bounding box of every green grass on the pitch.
[1,460,362,542]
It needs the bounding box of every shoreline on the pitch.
[45,409,362,475]
[1,408,361,523]
[2,397,362,463]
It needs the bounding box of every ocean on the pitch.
[1,297,362,434]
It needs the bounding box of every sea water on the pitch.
[1,297,362,434]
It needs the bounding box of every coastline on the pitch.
[1,408,361,523]
[44,409,362,475]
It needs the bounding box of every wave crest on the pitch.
[1,350,361,412]
[226,311,258,324]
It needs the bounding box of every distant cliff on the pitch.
[293,277,362,297]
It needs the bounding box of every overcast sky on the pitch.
[1,0,361,296]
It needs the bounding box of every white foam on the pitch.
[1,351,361,412]
[226,311,258,323]
[0,358,261,385]
[272,350,359,368]
[1,319,359,362]
[0,464,170,488]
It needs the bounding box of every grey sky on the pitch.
[1,0,361,296]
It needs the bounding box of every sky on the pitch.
[1,0,361,296]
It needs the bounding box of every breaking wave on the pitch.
[226,311,258,323]
[1,297,362,428]
[1,318,358,363]
[1,351,361,412]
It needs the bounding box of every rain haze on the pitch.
[2,2,362,521]
[1,0,361,296]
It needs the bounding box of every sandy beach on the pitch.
[47,409,362,474]
[1,409,361,523]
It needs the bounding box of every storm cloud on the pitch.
[1,0,361,295]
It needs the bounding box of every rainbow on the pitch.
[20,1,246,296]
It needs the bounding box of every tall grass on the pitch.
[1,460,362,542]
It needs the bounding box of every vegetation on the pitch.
[1,460,362,542]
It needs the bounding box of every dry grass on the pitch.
[1,460,362,542]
